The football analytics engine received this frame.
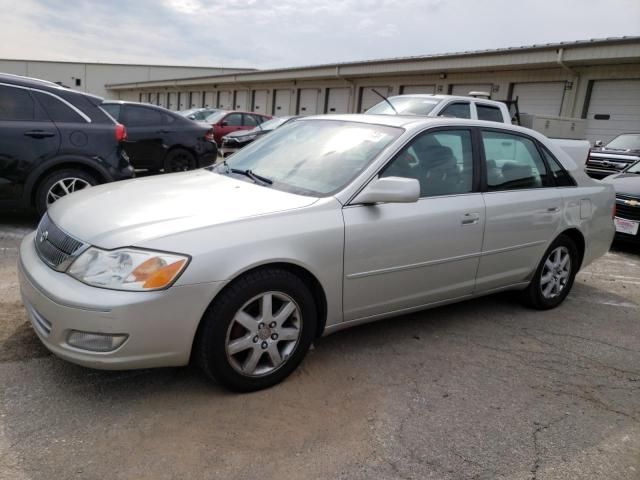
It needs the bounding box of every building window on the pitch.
[75,78,81,87]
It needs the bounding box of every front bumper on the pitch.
[18,232,224,370]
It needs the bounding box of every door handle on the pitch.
[461,212,480,225]
[546,207,560,213]
[155,130,170,134]
[24,130,55,139]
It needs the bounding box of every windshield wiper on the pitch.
[372,88,399,115]
[222,161,273,185]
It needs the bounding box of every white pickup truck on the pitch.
[366,94,591,167]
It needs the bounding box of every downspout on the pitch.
[336,66,356,113]
[557,48,580,117]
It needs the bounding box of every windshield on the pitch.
[625,161,640,174]
[212,119,402,196]
[205,111,227,123]
[255,117,288,131]
[366,96,439,116]
[606,134,640,150]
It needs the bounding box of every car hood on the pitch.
[48,170,318,249]
[602,173,640,197]
[225,129,269,139]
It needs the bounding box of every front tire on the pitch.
[521,234,579,310]
[35,169,97,216]
[196,268,317,392]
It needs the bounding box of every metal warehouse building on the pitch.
[106,37,640,143]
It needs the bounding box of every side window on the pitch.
[541,146,576,187]
[439,102,471,119]
[243,114,258,127]
[0,85,35,121]
[481,130,551,191]
[476,104,503,123]
[33,91,85,123]
[124,106,163,126]
[224,113,243,126]
[101,104,121,121]
[381,129,474,197]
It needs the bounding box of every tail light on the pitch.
[612,202,616,218]
[205,128,216,142]
[114,123,127,142]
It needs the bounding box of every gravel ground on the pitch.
[0,213,639,480]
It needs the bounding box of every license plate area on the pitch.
[614,217,639,235]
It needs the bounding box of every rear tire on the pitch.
[35,169,97,216]
[196,268,317,392]
[164,149,196,172]
[521,234,579,310]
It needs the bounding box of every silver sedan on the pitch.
[19,115,615,391]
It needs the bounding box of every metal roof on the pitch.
[106,36,640,90]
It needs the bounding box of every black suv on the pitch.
[0,73,133,214]
[101,101,218,172]
[585,133,640,179]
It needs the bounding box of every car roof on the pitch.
[0,73,104,102]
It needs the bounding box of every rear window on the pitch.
[476,104,503,123]
[101,103,121,121]
[0,85,34,121]
[540,146,576,187]
[34,91,86,123]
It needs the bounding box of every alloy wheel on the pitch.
[225,291,302,377]
[540,246,572,299]
[46,177,92,206]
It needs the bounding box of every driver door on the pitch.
[342,128,485,321]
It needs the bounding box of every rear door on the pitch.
[476,128,562,292]
[0,84,60,202]
[120,105,166,169]
[342,128,485,321]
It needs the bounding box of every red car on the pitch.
[202,111,271,145]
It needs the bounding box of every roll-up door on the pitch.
[401,85,436,94]
[167,92,178,110]
[298,89,320,115]
[234,90,249,111]
[326,88,350,113]
[203,91,215,108]
[189,91,202,108]
[511,82,565,116]
[584,80,640,143]
[274,89,292,115]
[359,87,391,113]
[451,84,492,97]
[217,91,233,109]
[252,90,268,113]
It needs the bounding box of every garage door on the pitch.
[252,90,268,113]
[511,82,565,116]
[402,85,436,94]
[178,92,190,110]
[203,91,215,108]
[359,87,391,113]
[326,88,350,113]
[298,89,320,115]
[167,92,178,110]
[217,91,233,109]
[234,90,249,111]
[274,89,293,115]
[451,84,492,98]
[585,79,640,143]
[158,92,166,108]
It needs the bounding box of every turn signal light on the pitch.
[142,260,187,289]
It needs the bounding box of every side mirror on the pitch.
[188,114,196,120]
[594,140,603,147]
[351,176,420,205]
[220,121,228,127]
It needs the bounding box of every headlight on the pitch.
[67,247,189,291]
[237,134,257,142]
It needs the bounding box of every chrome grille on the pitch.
[34,214,87,271]
[616,195,640,221]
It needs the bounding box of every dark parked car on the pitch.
[220,116,299,157]
[102,101,217,172]
[603,160,640,243]
[0,73,133,214]
[585,133,640,179]
[200,111,271,145]
[178,107,222,121]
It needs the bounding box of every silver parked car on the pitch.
[19,115,615,391]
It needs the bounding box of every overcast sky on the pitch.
[0,0,639,69]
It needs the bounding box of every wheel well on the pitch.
[30,162,106,207]
[561,228,585,269]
